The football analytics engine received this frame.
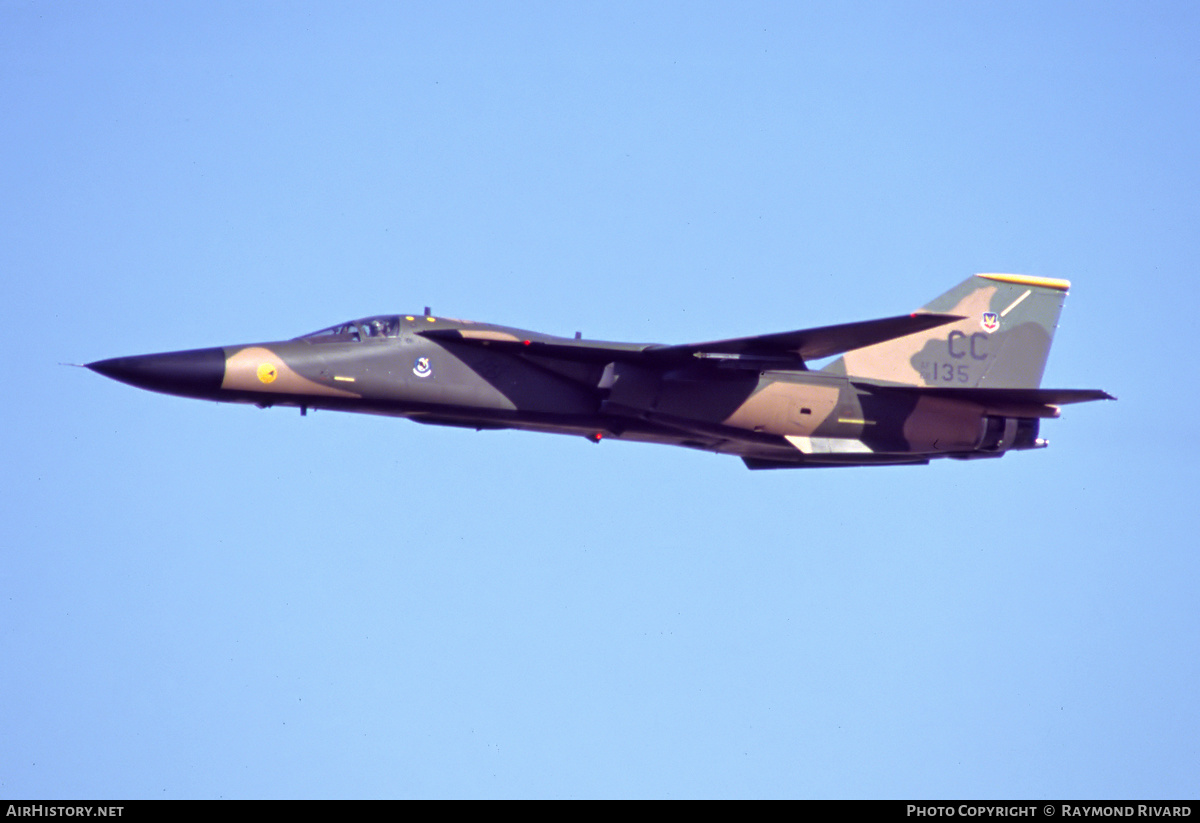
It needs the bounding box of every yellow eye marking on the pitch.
[256,363,278,384]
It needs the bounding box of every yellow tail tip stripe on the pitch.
[977,273,1071,291]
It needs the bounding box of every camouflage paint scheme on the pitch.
[88,274,1113,469]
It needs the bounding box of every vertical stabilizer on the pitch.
[822,274,1069,389]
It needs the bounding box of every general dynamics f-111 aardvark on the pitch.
[88,274,1112,469]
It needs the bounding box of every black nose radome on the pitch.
[88,347,226,398]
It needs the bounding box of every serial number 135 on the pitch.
[918,362,971,383]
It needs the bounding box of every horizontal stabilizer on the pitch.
[911,387,1114,405]
[863,383,1115,417]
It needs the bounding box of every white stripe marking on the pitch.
[786,435,874,454]
[1000,289,1031,317]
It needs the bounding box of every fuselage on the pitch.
[88,312,1050,468]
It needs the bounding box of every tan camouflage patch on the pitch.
[456,330,523,342]
[722,381,839,436]
[222,347,360,397]
[840,284,998,385]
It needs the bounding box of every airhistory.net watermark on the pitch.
[6,807,123,817]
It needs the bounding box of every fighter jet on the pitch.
[88,274,1112,469]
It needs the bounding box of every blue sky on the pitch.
[3,1,1197,798]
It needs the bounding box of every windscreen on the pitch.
[297,316,401,343]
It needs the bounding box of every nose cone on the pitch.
[88,347,226,398]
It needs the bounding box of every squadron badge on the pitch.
[412,357,432,378]
[981,312,999,333]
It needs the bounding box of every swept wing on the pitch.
[420,312,964,364]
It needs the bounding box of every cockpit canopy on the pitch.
[297,315,402,343]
